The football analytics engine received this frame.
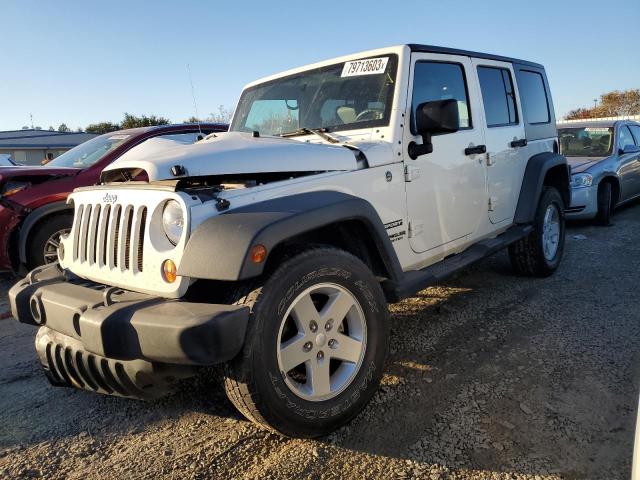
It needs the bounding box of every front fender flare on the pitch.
[178,191,403,282]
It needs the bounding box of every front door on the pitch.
[618,125,640,200]
[404,53,487,254]
[472,59,527,224]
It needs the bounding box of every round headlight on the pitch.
[162,200,184,245]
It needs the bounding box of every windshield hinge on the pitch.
[404,165,420,182]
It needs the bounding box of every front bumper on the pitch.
[9,264,249,399]
[566,185,599,219]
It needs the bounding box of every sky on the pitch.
[2,0,638,131]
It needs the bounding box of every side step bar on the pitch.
[394,224,532,300]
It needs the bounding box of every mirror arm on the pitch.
[408,132,433,160]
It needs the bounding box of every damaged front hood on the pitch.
[0,166,80,183]
[103,131,358,181]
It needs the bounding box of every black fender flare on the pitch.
[513,152,570,224]
[18,201,72,265]
[178,191,403,283]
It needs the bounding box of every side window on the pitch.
[412,61,471,132]
[477,66,518,127]
[619,126,636,150]
[518,70,550,124]
[628,125,640,146]
[155,132,204,144]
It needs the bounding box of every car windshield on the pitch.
[558,127,613,157]
[47,133,131,168]
[230,55,398,137]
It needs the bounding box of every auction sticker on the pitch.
[342,57,389,77]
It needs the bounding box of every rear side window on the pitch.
[628,125,640,145]
[477,67,518,127]
[411,61,471,131]
[518,70,550,124]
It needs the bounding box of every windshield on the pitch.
[558,127,613,157]
[47,133,131,168]
[230,55,398,136]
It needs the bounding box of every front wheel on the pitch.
[223,247,389,437]
[509,187,565,277]
[596,181,613,226]
[26,214,72,270]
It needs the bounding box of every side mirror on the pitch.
[408,99,460,159]
[620,144,640,155]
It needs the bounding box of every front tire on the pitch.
[509,187,565,277]
[596,181,613,226]
[223,247,389,438]
[26,214,72,270]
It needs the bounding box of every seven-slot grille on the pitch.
[72,202,147,273]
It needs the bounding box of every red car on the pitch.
[0,123,227,274]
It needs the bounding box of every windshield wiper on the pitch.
[279,127,340,144]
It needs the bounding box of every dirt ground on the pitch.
[1,204,639,480]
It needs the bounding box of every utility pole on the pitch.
[30,113,34,129]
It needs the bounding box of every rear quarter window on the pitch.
[518,70,550,124]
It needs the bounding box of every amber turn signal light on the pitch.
[162,259,177,283]
[250,244,267,264]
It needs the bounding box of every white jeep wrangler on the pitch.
[10,44,569,437]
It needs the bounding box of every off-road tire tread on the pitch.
[509,187,564,277]
[223,246,382,436]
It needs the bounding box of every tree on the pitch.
[48,126,54,131]
[120,113,170,129]
[208,105,233,124]
[183,116,202,124]
[565,89,640,120]
[57,123,70,132]
[85,122,120,134]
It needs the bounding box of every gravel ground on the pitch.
[1,203,639,480]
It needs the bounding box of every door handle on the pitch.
[510,138,528,148]
[465,144,486,155]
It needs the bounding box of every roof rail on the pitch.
[557,115,640,124]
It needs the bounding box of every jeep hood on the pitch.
[567,156,608,174]
[102,131,358,182]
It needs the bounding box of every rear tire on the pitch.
[596,181,613,226]
[509,187,565,277]
[223,247,389,438]
[26,214,72,270]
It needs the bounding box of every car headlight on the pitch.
[570,173,593,188]
[162,200,184,245]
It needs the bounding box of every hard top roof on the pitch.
[408,44,544,69]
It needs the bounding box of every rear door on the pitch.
[472,59,526,224]
[403,53,487,253]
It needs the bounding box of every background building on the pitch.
[0,129,97,165]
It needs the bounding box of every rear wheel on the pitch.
[596,181,613,226]
[26,214,72,270]
[223,247,389,438]
[509,187,565,277]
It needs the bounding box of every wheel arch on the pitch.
[18,201,73,266]
[514,152,570,224]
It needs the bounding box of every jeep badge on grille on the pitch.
[103,193,118,204]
